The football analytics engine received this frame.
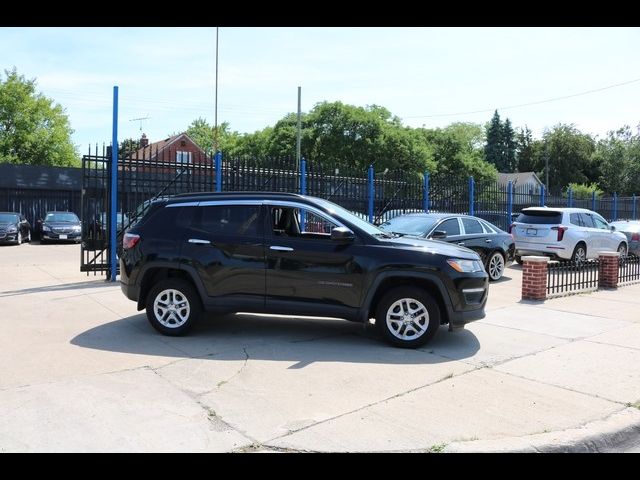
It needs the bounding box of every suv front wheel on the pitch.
[375,287,440,348]
[146,279,201,336]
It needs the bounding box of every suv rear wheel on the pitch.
[375,287,440,348]
[146,279,201,336]
[571,243,587,263]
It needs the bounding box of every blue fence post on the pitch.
[592,190,596,212]
[507,181,513,229]
[468,176,475,216]
[368,165,374,223]
[633,194,637,220]
[540,185,546,207]
[300,158,307,230]
[613,193,618,221]
[214,151,222,192]
[423,171,430,213]
[109,86,118,283]
[568,187,573,208]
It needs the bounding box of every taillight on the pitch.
[632,233,640,241]
[551,226,568,241]
[123,233,140,249]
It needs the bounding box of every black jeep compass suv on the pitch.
[120,192,488,348]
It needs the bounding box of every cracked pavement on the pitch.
[1,243,640,452]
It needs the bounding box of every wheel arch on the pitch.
[137,263,206,311]
[362,272,451,326]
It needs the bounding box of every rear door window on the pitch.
[580,213,595,228]
[517,211,563,225]
[193,205,260,236]
[461,218,484,234]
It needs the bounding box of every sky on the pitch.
[1,27,639,152]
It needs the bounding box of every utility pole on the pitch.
[545,144,549,193]
[296,86,301,164]
[213,27,220,154]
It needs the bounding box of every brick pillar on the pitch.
[522,256,549,301]
[598,251,620,289]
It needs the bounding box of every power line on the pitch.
[403,76,640,119]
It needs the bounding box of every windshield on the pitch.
[378,215,437,236]
[0,213,19,223]
[312,198,386,236]
[45,213,79,223]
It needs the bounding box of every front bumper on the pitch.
[42,232,81,241]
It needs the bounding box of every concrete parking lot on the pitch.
[1,243,639,452]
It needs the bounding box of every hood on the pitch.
[0,222,18,228]
[378,235,480,260]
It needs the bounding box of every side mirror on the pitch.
[610,225,616,231]
[430,230,447,240]
[331,226,355,243]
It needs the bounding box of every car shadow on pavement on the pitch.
[70,312,481,367]
[0,280,116,298]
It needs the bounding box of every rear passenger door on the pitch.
[181,202,266,309]
[459,217,491,262]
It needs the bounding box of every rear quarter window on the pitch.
[516,212,563,225]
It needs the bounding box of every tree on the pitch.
[594,126,638,195]
[515,126,541,173]
[484,110,504,170]
[541,124,595,195]
[184,118,242,156]
[0,68,78,166]
[119,138,139,155]
[502,118,516,172]
[567,182,603,199]
[423,123,497,182]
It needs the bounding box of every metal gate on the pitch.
[80,142,217,278]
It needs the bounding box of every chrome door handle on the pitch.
[457,242,465,246]
[485,239,492,243]
[270,245,294,252]
[188,238,211,245]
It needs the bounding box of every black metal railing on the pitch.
[547,259,600,298]
[619,255,640,285]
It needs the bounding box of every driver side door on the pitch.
[265,203,364,315]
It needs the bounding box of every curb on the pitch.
[444,407,640,453]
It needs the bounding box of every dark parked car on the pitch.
[0,212,31,245]
[379,213,515,281]
[40,211,82,243]
[88,212,130,238]
[120,192,489,348]
[610,220,640,257]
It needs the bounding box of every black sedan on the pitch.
[0,212,31,245]
[379,213,515,281]
[40,211,82,243]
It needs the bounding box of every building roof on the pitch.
[132,133,206,159]
[497,172,543,186]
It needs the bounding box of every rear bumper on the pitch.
[120,280,140,302]
[516,242,571,260]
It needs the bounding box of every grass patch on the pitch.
[427,443,447,453]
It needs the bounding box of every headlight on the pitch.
[7,226,17,233]
[72,226,81,231]
[42,225,51,232]
[447,258,484,273]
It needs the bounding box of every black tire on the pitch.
[617,243,627,257]
[515,255,523,265]
[27,230,31,242]
[15,231,22,245]
[571,243,587,263]
[375,286,440,348]
[145,279,202,336]
[486,251,506,281]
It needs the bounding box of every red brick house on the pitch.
[125,133,211,173]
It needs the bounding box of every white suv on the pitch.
[511,207,628,263]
